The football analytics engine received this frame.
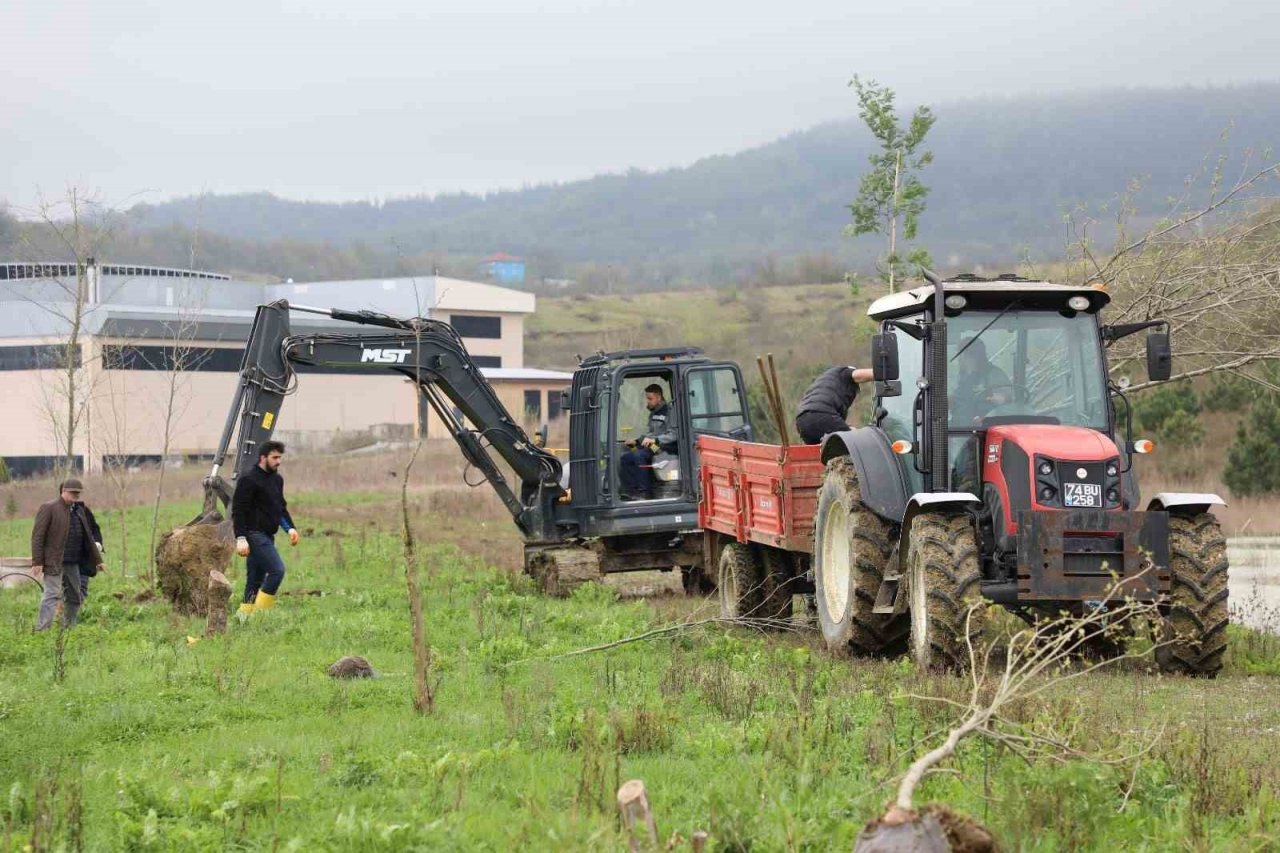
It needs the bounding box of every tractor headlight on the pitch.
[1038,461,1054,476]
[944,294,968,311]
[1067,295,1091,311]
[1106,488,1120,503]
[1105,462,1119,477]
[1040,486,1056,502]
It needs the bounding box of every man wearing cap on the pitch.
[30,478,105,631]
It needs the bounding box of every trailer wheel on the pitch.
[757,547,796,625]
[906,511,986,672]
[718,543,765,620]
[1156,512,1229,678]
[813,456,907,656]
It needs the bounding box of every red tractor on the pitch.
[700,274,1229,675]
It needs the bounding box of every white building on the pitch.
[0,261,571,476]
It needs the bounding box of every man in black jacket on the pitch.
[620,384,679,500]
[231,441,300,614]
[794,366,874,445]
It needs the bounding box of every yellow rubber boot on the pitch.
[238,602,256,616]
[254,591,278,612]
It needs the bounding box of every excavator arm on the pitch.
[191,301,565,540]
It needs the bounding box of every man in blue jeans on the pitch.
[231,440,300,614]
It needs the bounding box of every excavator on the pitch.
[185,300,754,593]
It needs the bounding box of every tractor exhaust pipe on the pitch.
[924,269,949,491]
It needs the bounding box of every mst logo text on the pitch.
[361,348,412,364]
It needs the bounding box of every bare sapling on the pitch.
[401,275,436,713]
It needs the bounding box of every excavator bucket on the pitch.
[186,475,234,527]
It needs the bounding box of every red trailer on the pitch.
[697,435,824,619]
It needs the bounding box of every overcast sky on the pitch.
[2,0,1277,211]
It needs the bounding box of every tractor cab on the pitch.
[556,347,752,541]
[872,277,1129,492]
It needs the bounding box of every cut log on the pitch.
[205,570,232,637]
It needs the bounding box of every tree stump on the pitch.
[205,570,232,637]
[616,779,658,852]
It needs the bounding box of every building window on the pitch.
[102,345,241,372]
[0,344,80,371]
[471,355,502,368]
[2,456,83,478]
[547,389,564,420]
[524,389,542,420]
[450,314,501,339]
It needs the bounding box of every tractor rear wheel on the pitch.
[906,511,987,672]
[813,456,907,656]
[718,543,765,620]
[1156,512,1229,677]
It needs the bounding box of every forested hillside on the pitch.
[5,84,1278,288]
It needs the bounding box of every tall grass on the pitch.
[1,493,1278,849]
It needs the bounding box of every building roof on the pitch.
[482,252,522,263]
[0,267,536,339]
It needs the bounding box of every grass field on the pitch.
[3,476,1280,851]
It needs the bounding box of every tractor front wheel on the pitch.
[906,511,987,672]
[1156,512,1229,677]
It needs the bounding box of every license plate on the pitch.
[1063,482,1102,508]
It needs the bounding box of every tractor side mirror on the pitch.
[871,333,900,382]
[560,389,571,414]
[1146,332,1172,382]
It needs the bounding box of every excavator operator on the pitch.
[620,384,679,500]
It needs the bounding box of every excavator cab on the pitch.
[563,348,751,511]
[530,348,752,591]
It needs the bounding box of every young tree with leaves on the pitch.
[846,76,935,294]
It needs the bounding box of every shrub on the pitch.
[1132,383,1200,437]
[1202,375,1254,413]
[1223,393,1280,496]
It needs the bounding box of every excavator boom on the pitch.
[191,301,565,539]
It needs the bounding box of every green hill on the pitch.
[7,84,1279,288]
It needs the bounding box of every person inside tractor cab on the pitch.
[950,336,1015,426]
[620,384,679,500]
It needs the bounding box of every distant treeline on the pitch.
[4,84,1279,290]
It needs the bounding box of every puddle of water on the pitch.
[1228,538,1280,634]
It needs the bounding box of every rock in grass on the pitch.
[328,656,378,679]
